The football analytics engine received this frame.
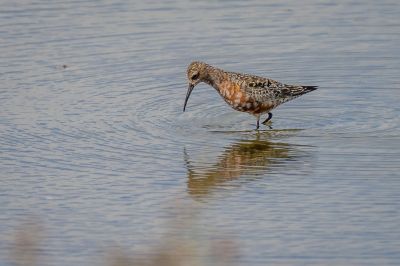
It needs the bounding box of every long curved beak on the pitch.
[183,84,194,112]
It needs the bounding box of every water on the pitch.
[1,0,400,265]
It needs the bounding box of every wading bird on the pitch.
[183,61,317,129]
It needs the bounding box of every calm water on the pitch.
[1,0,400,265]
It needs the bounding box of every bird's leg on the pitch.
[262,112,273,125]
[255,114,260,130]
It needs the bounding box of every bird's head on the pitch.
[183,61,208,112]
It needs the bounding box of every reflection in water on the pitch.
[185,134,300,198]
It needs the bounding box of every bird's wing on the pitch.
[235,74,286,103]
[228,71,317,105]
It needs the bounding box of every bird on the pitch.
[183,61,317,130]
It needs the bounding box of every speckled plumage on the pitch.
[183,61,317,129]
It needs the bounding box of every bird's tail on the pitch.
[273,85,317,107]
[289,85,318,97]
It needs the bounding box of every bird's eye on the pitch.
[191,73,199,80]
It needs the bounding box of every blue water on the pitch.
[1,0,400,265]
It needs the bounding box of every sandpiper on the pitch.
[183,61,317,129]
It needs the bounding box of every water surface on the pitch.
[1,0,400,265]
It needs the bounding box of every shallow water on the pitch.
[1,0,400,265]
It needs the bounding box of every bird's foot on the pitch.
[265,124,273,130]
[262,113,273,125]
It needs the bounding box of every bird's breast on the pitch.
[216,81,273,114]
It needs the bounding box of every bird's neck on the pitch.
[202,65,224,90]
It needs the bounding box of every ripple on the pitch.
[2,0,400,265]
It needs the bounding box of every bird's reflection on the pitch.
[184,133,299,199]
